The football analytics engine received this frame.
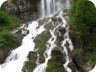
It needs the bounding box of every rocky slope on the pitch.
[2,0,40,20]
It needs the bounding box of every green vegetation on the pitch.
[70,0,96,38]
[0,2,24,48]
[0,5,24,63]
[0,9,23,50]
[35,30,51,63]
[24,52,37,72]
[46,48,65,72]
[0,11,9,31]
[24,30,51,72]
[0,29,20,50]
[0,11,23,30]
[70,0,96,71]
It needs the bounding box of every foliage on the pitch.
[8,15,23,29]
[70,0,96,38]
[0,29,19,50]
[70,0,96,70]
[46,48,65,72]
[0,10,23,30]
[35,30,51,63]
[0,9,23,50]
[0,11,10,30]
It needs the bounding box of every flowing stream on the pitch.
[59,12,73,72]
[0,21,45,72]
[0,0,96,72]
[39,0,70,18]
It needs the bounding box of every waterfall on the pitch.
[0,21,45,72]
[40,0,69,18]
[33,17,62,72]
[33,11,74,72]
[59,11,73,72]
[1,0,95,72]
[0,0,73,72]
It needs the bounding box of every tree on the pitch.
[70,0,96,38]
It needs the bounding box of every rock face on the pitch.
[6,0,40,20]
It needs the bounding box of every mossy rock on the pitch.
[46,47,65,72]
[24,51,37,72]
[34,30,51,63]
[68,61,77,72]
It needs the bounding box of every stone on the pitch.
[4,0,40,20]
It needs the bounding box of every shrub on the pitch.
[70,0,96,38]
[0,29,19,50]
[0,11,10,30]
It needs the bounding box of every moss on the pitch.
[8,15,24,30]
[0,29,20,63]
[0,5,24,64]
[46,47,65,72]
[35,30,51,63]
[24,52,37,72]
[68,62,77,72]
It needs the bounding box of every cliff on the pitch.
[3,0,40,20]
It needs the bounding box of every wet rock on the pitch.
[24,51,37,72]
[51,17,57,22]
[52,48,64,63]
[28,51,37,59]
[0,50,9,64]
[46,47,66,72]
[58,28,65,35]
[4,0,40,20]
[57,17,62,23]
[70,49,87,72]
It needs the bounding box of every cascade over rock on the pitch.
[1,0,71,20]
[0,0,96,72]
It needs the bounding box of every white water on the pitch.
[58,12,73,72]
[33,17,63,72]
[0,0,73,72]
[1,0,96,72]
[0,21,45,72]
[40,0,70,18]
[33,11,74,72]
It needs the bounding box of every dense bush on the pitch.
[70,0,96,38]
[0,11,10,30]
[0,9,23,50]
[70,0,96,70]
[0,29,19,50]
[0,6,23,63]
[0,10,23,30]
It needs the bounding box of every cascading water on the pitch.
[33,11,74,72]
[40,0,69,18]
[0,0,96,72]
[0,21,45,72]
[0,0,72,72]
[58,12,73,72]
[33,17,62,72]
